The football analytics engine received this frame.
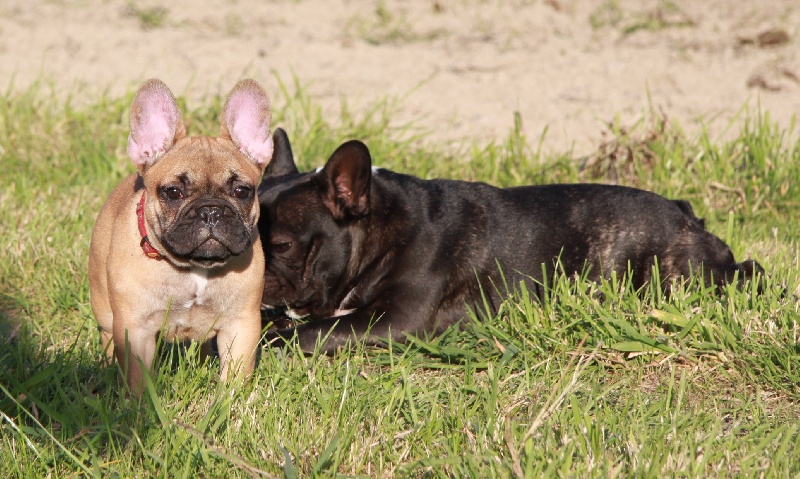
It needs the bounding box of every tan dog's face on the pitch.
[128,78,274,269]
[142,138,263,268]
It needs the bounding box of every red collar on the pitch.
[136,191,163,260]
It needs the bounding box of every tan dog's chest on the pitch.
[141,268,232,343]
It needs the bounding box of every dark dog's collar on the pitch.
[136,191,163,260]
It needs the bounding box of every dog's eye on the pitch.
[271,242,292,254]
[232,185,253,200]
[162,186,184,200]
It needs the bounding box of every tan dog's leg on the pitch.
[216,310,261,381]
[89,278,116,365]
[113,324,157,395]
[100,328,115,364]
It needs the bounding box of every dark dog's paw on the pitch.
[730,259,779,296]
[738,259,765,279]
[264,327,297,349]
[261,307,296,331]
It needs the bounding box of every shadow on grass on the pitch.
[0,290,143,475]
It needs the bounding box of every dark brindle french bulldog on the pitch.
[89,79,274,394]
[258,129,763,353]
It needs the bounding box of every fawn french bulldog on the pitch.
[89,79,273,394]
[258,130,763,353]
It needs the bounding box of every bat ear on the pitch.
[264,128,298,177]
[220,79,273,168]
[126,79,186,171]
[319,140,372,220]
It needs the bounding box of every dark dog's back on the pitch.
[491,183,737,289]
[366,176,759,332]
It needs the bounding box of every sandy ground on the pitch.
[0,0,798,155]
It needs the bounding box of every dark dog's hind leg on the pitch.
[726,259,766,292]
[665,222,766,292]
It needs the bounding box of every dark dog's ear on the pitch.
[320,140,372,220]
[264,128,298,177]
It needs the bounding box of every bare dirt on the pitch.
[1,0,798,155]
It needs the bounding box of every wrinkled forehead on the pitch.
[258,171,314,203]
[147,136,262,183]
[259,173,327,223]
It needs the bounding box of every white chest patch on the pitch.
[285,308,309,320]
[182,268,209,308]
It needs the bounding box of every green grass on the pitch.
[344,1,447,46]
[124,3,170,30]
[1,76,799,477]
[588,0,695,35]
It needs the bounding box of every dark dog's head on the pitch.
[257,129,372,316]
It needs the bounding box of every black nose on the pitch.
[198,205,222,227]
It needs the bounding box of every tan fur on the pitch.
[89,79,270,395]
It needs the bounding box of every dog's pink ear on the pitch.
[220,79,273,168]
[126,79,186,171]
[321,140,372,220]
